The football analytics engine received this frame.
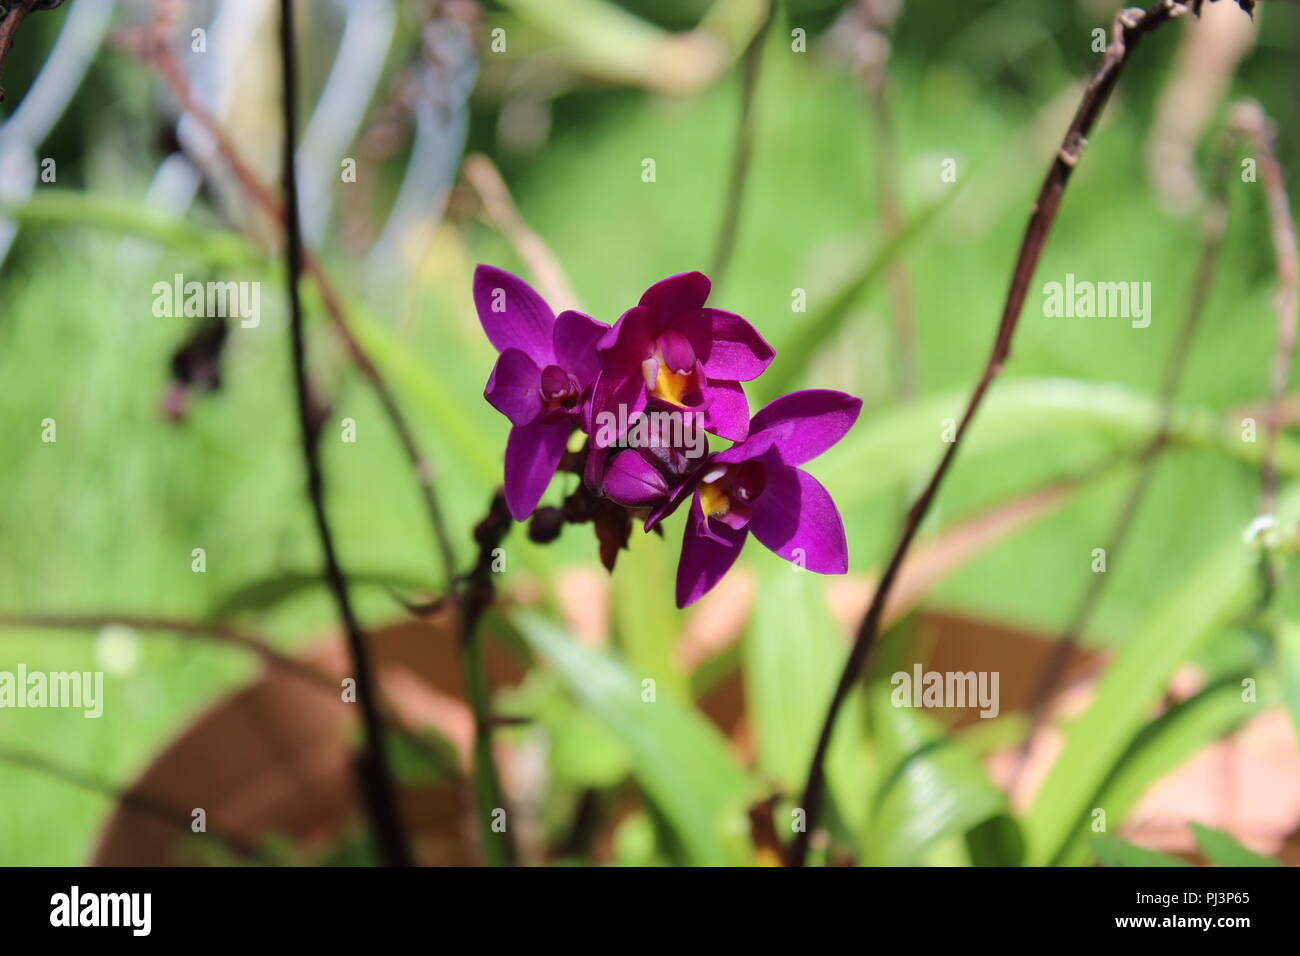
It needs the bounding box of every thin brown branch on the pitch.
[118,20,458,592]
[1011,136,1233,797]
[709,0,774,286]
[278,0,410,867]
[0,611,458,774]
[0,0,38,103]
[1230,100,1299,519]
[464,153,582,312]
[788,0,1199,867]
[0,611,321,683]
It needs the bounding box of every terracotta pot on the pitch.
[91,602,1300,865]
[91,610,523,866]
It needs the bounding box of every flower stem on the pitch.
[709,0,774,287]
[277,0,411,867]
[788,0,1196,867]
[1230,101,1299,521]
[459,491,519,865]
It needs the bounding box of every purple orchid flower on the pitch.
[586,406,709,513]
[591,272,774,447]
[474,265,606,521]
[674,389,862,608]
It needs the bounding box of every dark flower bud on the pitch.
[528,506,566,543]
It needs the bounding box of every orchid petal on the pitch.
[503,418,571,521]
[597,305,656,369]
[749,389,863,465]
[700,379,750,443]
[590,371,647,449]
[552,310,607,386]
[749,461,848,573]
[485,348,542,427]
[693,308,775,382]
[473,265,555,362]
[675,497,748,608]
[639,272,711,326]
[601,450,668,507]
[658,328,697,375]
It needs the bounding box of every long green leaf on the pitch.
[1025,486,1300,865]
[760,188,961,400]
[1189,822,1281,867]
[496,0,763,91]
[1091,834,1188,867]
[867,691,1006,865]
[612,531,687,699]
[207,569,428,620]
[4,190,253,266]
[744,565,869,839]
[343,300,499,484]
[513,612,752,865]
[820,378,1300,508]
[1086,676,1254,854]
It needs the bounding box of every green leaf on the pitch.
[1091,834,1189,867]
[611,531,687,699]
[818,378,1300,508]
[1025,543,1252,864]
[495,0,763,91]
[1024,485,1300,865]
[513,612,753,865]
[4,190,252,267]
[744,564,869,838]
[1275,620,1300,743]
[1086,676,1254,852]
[1189,822,1281,867]
[965,814,1026,867]
[384,727,459,785]
[866,690,1006,866]
[548,707,630,788]
[760,188,961,401]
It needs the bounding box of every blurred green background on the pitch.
[0,0,1297,865]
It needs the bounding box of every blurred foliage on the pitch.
[0,0,1297,865]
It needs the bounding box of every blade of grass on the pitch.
[759,186,960,401]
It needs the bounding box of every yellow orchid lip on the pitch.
[651,363,694,408]
[698,477,730,519]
